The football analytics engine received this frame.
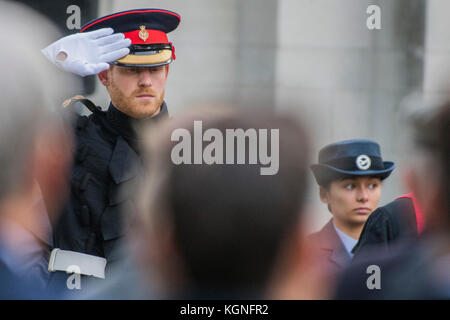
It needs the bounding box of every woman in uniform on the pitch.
[308,139,395,273]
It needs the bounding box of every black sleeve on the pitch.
[352,208,392,261]
[352,198,417,261]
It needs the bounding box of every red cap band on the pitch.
[123,29,168,44]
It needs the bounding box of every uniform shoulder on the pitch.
[383,198,415,222]
[62,98,117,181]
[61,95,102,114]
[307,230,321,243]
[307,220,334,244]
[380,197,414,217]
[308,224,326,240]
[364,197,413,227]
[366,197,416,232]
[60,96,111,138]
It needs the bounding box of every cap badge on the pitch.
[356,155,371,170]
[139,25,149,41]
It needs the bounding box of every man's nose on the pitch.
[138,70,152,87]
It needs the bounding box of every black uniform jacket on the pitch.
[52,101,168,263]
[352,197,418,261]
[334,235,450,299]
[308,219,352,275]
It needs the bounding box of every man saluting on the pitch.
[42,8,181,278]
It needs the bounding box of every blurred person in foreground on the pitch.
[115,106,333,299]
[334,102,450,299]
[0,1,75,298]
[309,140,395,275]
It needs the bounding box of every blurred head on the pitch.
[132,106,310,298]
[98,64,169,119]
[405,102,450,233]
[0,2,75,222]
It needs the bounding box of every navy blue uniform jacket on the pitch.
[352,197,418,261]
[52,101,168,263]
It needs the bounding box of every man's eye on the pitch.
[124,67,138,73]
[149,67,161,73]
[369,183,378,189]
[345,184,355,190]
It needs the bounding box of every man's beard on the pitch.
[108,81,165,119]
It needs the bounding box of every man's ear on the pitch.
[98,68,110,86]
[165,65,169,79]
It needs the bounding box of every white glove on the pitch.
[41,28,131,77]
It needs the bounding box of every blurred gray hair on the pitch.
[0,1,78,200]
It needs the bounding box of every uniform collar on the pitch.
[105,101,169,151]
[332,220,358,258]
[106,103,138,145]
[318,220,352,267]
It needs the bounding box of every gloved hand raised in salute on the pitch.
[41,28,131,77]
